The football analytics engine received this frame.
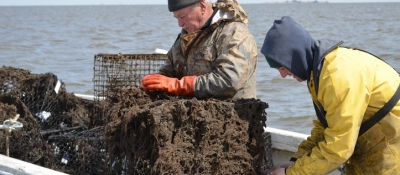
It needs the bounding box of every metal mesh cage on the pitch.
[0,54,273,175]
[0,66,101,174]
[93,53,167,103]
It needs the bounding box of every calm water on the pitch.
[1,3,399,134]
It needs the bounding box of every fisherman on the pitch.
[141,0,258,100]
[262,16,400,175]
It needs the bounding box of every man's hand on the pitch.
[141,74,196,96]
[266,161,293,175]
[275,161,294,168]
[267,167,286,175]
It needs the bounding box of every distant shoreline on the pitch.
[1,1,400,7]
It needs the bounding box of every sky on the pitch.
[0,0,398,6]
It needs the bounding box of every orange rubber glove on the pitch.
[141,74,196,97]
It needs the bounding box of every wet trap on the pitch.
[0,54,273,174]
[0,66,98,173]
[103,88,270,174]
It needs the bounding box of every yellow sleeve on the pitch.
[293,119,325,159]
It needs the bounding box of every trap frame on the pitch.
[93,53,167,103]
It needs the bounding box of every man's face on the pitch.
[277,67,305,82]
[173,3,203,34]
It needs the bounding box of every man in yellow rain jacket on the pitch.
[262,16,400,175]
[141,0,257,100]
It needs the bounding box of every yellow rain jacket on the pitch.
[293,47,400,174]
[260,16,400,175]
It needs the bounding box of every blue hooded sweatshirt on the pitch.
[261,16,315,80]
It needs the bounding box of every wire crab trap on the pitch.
[0,66,101,174]
[93,53,167,103]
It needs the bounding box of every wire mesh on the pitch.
[93,53,167,103]
[0,66,101,174]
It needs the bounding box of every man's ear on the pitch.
[200,0,207,12]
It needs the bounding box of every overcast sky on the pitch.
[0,0,398,6]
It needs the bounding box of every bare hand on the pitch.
[266,167,286,175]
[266,161,293,175]
[276,161,294,168]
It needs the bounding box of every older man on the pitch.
[141,0,257,100]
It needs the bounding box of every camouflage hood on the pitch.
[212,0,248,26]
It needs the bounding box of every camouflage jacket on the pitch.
[160,0,257,100]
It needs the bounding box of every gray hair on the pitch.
[193,0,212,7]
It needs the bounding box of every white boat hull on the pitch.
[266,127,341,175]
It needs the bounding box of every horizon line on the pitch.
[0,1,398,7]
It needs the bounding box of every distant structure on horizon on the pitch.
[284,0,329,3]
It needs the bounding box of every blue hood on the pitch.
[261,16,315,80]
